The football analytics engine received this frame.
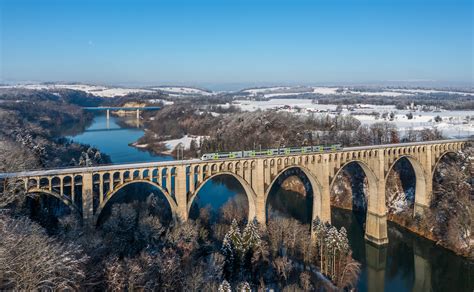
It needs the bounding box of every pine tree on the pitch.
[236,281,251,292]
[218,280,232,292]
[242,218,261,251]
[94,151,102,163]
[221,233,235,279]
[228,219,243,252]
[70,158,77,166]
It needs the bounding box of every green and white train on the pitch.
[201,144,342,160]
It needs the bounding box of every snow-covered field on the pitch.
[0,83,154,97]
[233,98,474,138]
[0,83,216,98]
[239,86,474,99]
[152,86,214,96]
[234,98,336,112]
[393,89,473,96]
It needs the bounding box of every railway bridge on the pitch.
[0,139,470,245]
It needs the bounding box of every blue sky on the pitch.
[1,0,472,87]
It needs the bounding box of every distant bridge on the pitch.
[84,128,130,133]
[1,139,471,245]
[83,106,161,120]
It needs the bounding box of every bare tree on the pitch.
[0,139,38,208]
[0,213,87,291]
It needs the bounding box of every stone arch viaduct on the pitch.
[1,139,470,245]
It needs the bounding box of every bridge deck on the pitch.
[83,107,161,111]
[0,138,471,179]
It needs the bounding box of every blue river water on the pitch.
[68,113,473,292]
[67,114,173,164]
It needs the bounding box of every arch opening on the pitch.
[96,181,174,227]
[385,156,425,219]
[22,191,75,234]
[265,167,317,225]
[189,174,251,226]
[330,162,372,229]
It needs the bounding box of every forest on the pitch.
[137,102,444,158]
[0,89,110,170]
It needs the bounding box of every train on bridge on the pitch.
[201,144,343,160]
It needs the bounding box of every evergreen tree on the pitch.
[237,281,251,292]
[228,219,243,252]
[242,218,261,251]
[221,233,235,279]
[218,280,232,292]
[94,151,102,163]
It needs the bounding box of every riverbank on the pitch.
[331,201,473,260]
[0,91,111,170]
[331,207,474,292]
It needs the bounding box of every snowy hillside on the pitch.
[0,83,154,97]
[151,86,214,96]
[239,86,473,98]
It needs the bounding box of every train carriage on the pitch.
[201,144,343,160]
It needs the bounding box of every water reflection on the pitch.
[266,168,313,224]
[332,207,474,292]
[189,175,248,223]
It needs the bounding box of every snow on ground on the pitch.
[312,87,340,95]
[264,92,308,98]
[312,87,410,97]
[392,89,474,96]
[148,99,174,105]
[240,86,413,98]
[242,87,293,94]
[234,98,336,112]
[351,90,408,97]
[152,86,213,96]
[0,83,154,97]
[234,98,474,138]
[162,135,207,151]
[88,88,153,97]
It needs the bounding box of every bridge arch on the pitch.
[330,160,378,227]
[187,171,256,222]
[25,188,81,216]
[265,165,323,224]
[94,179,178,225]
[385,155,427,215]
[432,150,459,179]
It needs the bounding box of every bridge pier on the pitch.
[136,109,140,128]
[315,157,332,223]
[414,202,429,217]
[365,212,389,245]
[106,109,110,120]
[365,149,389,245]
[82,173,94,227]
[175,166,188,222]
[254,160,267,225]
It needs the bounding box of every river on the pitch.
[68,113,473,292]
